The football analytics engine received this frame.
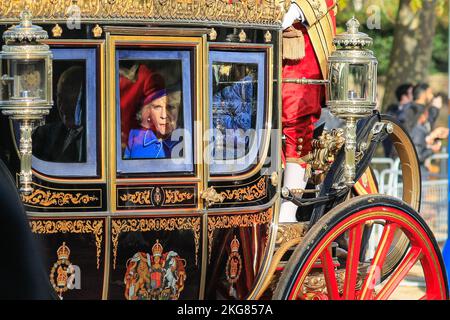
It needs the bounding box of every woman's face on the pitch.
[140,95,178,138]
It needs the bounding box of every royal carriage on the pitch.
[0,0,447,300]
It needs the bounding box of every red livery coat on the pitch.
[282,0,337,164]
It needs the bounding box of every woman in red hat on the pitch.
[121,69,181,159]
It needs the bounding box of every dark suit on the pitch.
[32,122,85,163]
[0,159,56,299]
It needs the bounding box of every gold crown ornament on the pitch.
[230,236,240,253]
[57,242,71,260]
[152,239,163,257]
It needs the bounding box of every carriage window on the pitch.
[29,48,98,177]
[116,50,193,174]
[33,61,86,163]
[209,51,265,175]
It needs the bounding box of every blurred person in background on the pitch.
[386,83,414,120]
[410,105,448,176]
[399,83,441,133]
[383,83,414,157]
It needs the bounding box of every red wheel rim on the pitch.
[288,206,447,300]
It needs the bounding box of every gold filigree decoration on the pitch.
[207,208,273,262]
[22,188,99,207]
[111,217,201,269]
[154,187,163,205]
[119,188,194,206]
[219,177,267,202]
[310,128,345,184]
[164,190,194,204]
[119,190,152,205]
[301,265,369,299]
[30,219,103,269]
[0,0,282,27]
[276,222,307,246]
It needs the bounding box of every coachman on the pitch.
[279,0,337,222]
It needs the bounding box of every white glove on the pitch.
[282,3,305,30]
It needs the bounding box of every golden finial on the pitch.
[52,24,63,38]
[92,24,103,38]
[264,30,272,43]
[238,29,247,42]
[209,28,217,41]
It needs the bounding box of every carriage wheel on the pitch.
[373,115,421,279]
[274,195,448,300]
[379,114,421,210]
[315,114,422,281]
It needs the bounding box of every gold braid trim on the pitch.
[207,209,273,263]
[30,219,103,269]
[111,217,201,269]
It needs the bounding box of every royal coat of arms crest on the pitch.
[124,239,187,300]
[49,242,79,299]
[225,235,242,297]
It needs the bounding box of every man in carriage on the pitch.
[278,0,337,222]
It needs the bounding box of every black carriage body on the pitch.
[0,5,283,300]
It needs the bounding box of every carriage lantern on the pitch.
[326,17,378,187]
[0,8,53,194]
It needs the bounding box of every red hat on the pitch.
[119,65,166,147]
[141,73,167,107]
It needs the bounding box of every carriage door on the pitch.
[105,30,208,300]
[204,43,281,299]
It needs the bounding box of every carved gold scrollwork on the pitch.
[22,188,99,207]
[207,208,273,262]
[201,187,225,207]
[0,0,282,26]
[164,190,194,204]
[29,219,103,269]
[276,222,307,246]
[219,177,266,202]
[301,264,369,299]
[119,190,152,205]
[119,188,194,206]
[111,217,201,269]
[310,128,345,183]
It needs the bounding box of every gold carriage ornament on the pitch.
[326,17,378,186]
[0,8,53,194]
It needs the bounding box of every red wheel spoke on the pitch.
[320,246,341,300]
[376,247,422,300]
[360,223,398,300]
[343,223,364,299]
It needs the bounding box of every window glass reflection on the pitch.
[347,64,368,100]
[32,61,86,163]
[119,60,184,160]
[212,62,258,160]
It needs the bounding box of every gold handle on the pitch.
[201,187,225,208]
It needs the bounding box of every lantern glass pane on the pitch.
[347,64,368,100]
[10,58,46,101]
[0,58,11,102]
